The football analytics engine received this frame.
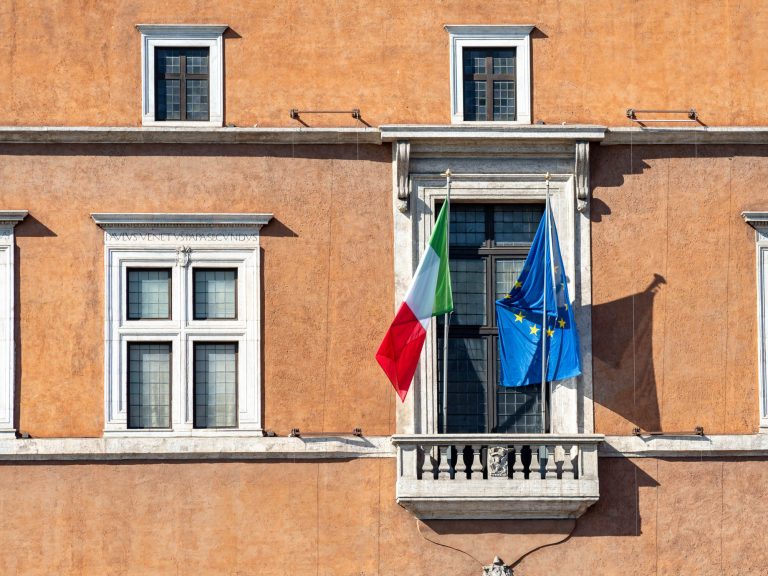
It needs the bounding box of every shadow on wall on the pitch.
[418,459,659,566]
[591,274,667,433]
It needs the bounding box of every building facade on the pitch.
[1,1,768,574]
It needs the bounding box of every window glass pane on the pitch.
[128,343,171,429]
[156,79,180,121]
[463,80,487,121]
[450,259,486,325]
[493,80,516,121]
[495,259,526,301]
[194,343,238,428]
[449,204,486,247]
[185,79,210,121]
[185,48,209,74]
[156,48,180,74]
[438,337,488,433]
[462,49,487,75]
[492,49,516,74]
[194,269,237,319]
[127,269,171,320]
[494,204,544,245]
[496,350,542,433]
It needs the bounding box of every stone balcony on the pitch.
[391,433,604,520]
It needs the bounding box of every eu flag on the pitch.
[495,207,582,387]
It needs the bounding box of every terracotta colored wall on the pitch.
[591,145,766,435]
[0,143,394,438]
[0,456,765,575]
[2,0,767,127]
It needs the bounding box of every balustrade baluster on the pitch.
[529,445,540,479]
[562,444,577,479]
[437,445,451,480]
[544,445,557,479]
[455,445,471,480]
[420,445,434,480]
[471,445,484,480]
[509,445,519,479]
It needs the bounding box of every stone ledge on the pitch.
[0,435,396,461]
[601,433,768,457]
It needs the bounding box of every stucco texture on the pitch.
[0,457,766,575]
[0,143,394,438]
[1,0,767,127]
[591,145,765,435]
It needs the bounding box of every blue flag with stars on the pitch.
[495,207,582,387]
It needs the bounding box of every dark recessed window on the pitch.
[127,343,171,429]
[127,268,172,320]
[437,203,544,433]
[155,47,210,121]
[194,342,238,428]
[462,48,517,121]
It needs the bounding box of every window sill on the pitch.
[392,433,603,520]
[141,119,224,128]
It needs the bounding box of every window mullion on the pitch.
[179,55,187,121]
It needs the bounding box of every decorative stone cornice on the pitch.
[603,126,768,145]
[91,212,273,229]
[0,210,28,226]
[742,211,768,228]
[601,433,768,457]
[135,24,229,35]
[380,124,606,142]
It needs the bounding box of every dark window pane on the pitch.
[450,259,486,325]
[494,204,544,245]
[463,80,486,121]
[156,48,180,74]
[194,269,237,320]
[185,48,209,74]
[128,343,171,429]
[492,49,516,74]
[127,269,171,320]
[185,79,209,121]
[438,337,488,433]
[496,350,542,433]
[462,49,487,75]
[194,343,238,428]
[495,259,526,302]
[156,79,180,120]
[449,204,486,247]
[493,81,516,121]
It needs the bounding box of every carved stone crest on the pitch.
[176,246,192,267]
[487,446,509,478]
[483,556,513,576]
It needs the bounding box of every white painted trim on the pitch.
[0,435,395,461]
[0,211,27,435]
[137,24,227,127]
[445,25,534,125]
[601,434,768,457]
[98,219,267,435]
[0,127,383,145]
[380,124,605,141]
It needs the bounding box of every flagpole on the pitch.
[441,169,452,434]
[541,173,551,434]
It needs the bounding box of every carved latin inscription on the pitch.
[105,231,259,243]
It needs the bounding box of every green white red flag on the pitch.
[376,201,453,401]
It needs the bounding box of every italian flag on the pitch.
[376,201,453,401]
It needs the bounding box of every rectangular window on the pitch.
[127,343,171,429]
[193,268,237,320]
[462,48,516,122]
[127,268,172,320]
[155,47,210,121]
[194,342,238,428]
[437,203,544,433]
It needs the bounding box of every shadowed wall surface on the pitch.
[0,457,765,575]
[591,144,765,435]
[1,0,768,127]
[0,143,395,437]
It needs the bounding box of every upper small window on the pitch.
[137,25,227,127]
[446,25,533,124]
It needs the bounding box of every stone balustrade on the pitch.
[392,433,603,519]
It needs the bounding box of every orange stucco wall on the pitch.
[591,145,765,435]
[1,0,767,127]
[0,143,395,438]
[1,457,765,575]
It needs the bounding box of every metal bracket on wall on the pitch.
[626,108,699,125]
[290,108,361,120]
[287,428,363,438]
[632,426,705,436]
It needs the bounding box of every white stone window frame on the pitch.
[92,213,272,437]
[395,176,591,436]
[137,24,227,127]
[743,212,768,430]
[0,211,27,437]
[446,25,534,125]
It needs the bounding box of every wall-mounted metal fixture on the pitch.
[290,108,361,120]
[287,428,363,438]
[262,429,277,437]
[626,108,699,123]
[632,426,705,436]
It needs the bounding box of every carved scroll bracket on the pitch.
[575,140,590,213]
[394,139,411,213]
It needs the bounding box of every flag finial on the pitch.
[545,172,551,181]
[442,168,452,178]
